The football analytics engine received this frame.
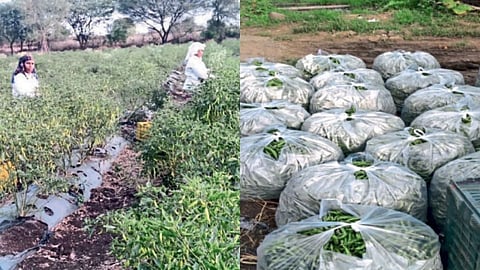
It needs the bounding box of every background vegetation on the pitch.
[0,0,240,54]
[241,0,480,38]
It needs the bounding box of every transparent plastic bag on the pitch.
[365,127,475,181]
[309,82,396,114]
[309,68,384,90]
[241,58,302,79]
[411,99,480,147]
[276,152,427,226]
[372,50,440,80]
[401,83,480,125]
[301,107,404,154]
[240,73,314,107]
[295,54,366,79]
[240,101,311,136]
[430,151,480,233]
[240,126,343,200]
[385,67,464,113]
[257,199,442,270]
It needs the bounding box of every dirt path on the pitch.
[241,25,480,85]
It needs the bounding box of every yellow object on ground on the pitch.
[0,161,16,192]
[136,121,152,141]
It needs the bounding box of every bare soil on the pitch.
[0,144,149,270]
[240,24,480,85]
[240,23,480,270]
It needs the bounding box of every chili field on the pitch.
[0,39,240,269]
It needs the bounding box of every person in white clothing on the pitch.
[183,42,213,92]
[11,54,40,98]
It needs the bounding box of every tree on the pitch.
[15,0,71,52]
[202,0,239,42]
[208,0,239,25]
[106,18,134,46]
[66,0,115,49]
[116,0,205,44]
[0,3,29,54]
[171,17,201,43]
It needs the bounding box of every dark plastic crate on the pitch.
[445,179,480,270]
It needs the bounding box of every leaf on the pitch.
[453,4,474,15]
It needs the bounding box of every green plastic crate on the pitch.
[445,179,480,270]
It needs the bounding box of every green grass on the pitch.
[272,0,388,8]
[241,0,480,38]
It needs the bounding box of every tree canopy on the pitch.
[66,0,115,49]
[0,3,29,54]
[116,0,206,44]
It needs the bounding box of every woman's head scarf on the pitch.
[12,54,38,83]
[184,42,206,63]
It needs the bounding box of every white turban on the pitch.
[184,42,206,63]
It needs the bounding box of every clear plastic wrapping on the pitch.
[240,73,314,107]
[301,107,405,154]
[295,54,366,79]
[430,151,480,233]
[257,199,443,270]
[401,83,480,125]
[240,101,311,136]
[385,67,465,113]
[372,50,440,80]
[240,126,343,200]
[309,68,384,90]
[365,127,475,181]
[276,152,427,226]
[410,99,480,147]
[240,58,302,79]
[309,82,396,114]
